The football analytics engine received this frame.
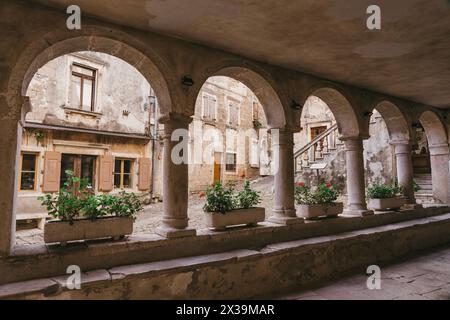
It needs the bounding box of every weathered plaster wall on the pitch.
[363,110,395,186]
[26,52,151,134]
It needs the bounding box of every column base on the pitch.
[402,203,423,210]
[155,226,196,238]
[343,209,374,217]
[268,212,305,225]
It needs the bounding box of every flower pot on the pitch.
[44,216,134,246]
[296,202,343,219]
[204,207,265,231]
[368,196,406,211]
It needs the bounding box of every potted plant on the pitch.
[295,182,343,219]
[203,180,265,230]
[366,182,405,211]
[39,170,142,246]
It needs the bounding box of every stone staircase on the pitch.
[414,173,435,204]
[294,124,343,174]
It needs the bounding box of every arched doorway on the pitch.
[417,111,449,203]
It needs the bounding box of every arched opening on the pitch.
[295,96,344,189]
[416,111,449,203]
[187,75,273,228]
[363,101,410,187]
[14,48,169,246]
[294,88,360,210]
[183,65,293,228]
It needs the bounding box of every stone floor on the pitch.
[273,246,450,300]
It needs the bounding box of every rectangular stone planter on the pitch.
[296,202,343,219]
[204,207,265,231]
[44,216,134,246]
[368,197,406,211]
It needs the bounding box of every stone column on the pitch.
[0,96,24,256]
[342,137,373,216]
[269,129,304,225]
[392,142,421,208]
[155,113,196,238]
[429,144,450,204]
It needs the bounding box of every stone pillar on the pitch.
[269,129,304,225]
[429,144,450,204]
[342,138,373,216]
[392,142,421,208]
[0,96,24,256]
[155,113,196,238]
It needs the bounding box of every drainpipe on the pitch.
[149,89,157,197]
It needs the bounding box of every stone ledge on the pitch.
[1,206,448,285]
[1,212,450,299]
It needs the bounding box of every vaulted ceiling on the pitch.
[29,0,450,108]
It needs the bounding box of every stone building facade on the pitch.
[18,51,159,226]
[189,76,271,192]
[17,53,271,224]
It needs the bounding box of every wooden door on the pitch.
[213,152,221,183]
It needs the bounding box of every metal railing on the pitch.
[294,124,340,173]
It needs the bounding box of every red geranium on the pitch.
[325,183,332,188]
[296,182,305,187]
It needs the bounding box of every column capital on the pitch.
[269,128,294,146]
[342,138,364,151]
[158,112,193,126]
[429,143,450,156]
[0,94,30,123]
[390,141,413,155]
[339,134,370,142]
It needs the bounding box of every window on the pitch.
[225,152,237,172]
[227,100,240,127]
[19,153,37,191]
[60,154,96,189]
[202,94,217,121]
[70,63,96,111]
[114,159,133,189]
[250,139,259,167]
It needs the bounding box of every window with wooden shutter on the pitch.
[42,151,61,193]
[138,157,151,191]
[98,155,114,192]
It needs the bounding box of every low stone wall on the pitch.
[1,206,449,286]
[1,209,450,299]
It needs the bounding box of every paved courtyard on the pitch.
[16,176,280,246]
[273,246,450,300]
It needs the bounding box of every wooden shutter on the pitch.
[99,155,114,192]
[138,157,151,191]
[42,151,61,193]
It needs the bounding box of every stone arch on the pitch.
[418,110,449,203]
[193,62,287,129]
[372,100,411,142]
[303,86,360,138]
[418,110,448,147]
[7,26,173,116]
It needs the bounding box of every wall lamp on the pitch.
[181,75,194,87]
[290,100,302,110]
